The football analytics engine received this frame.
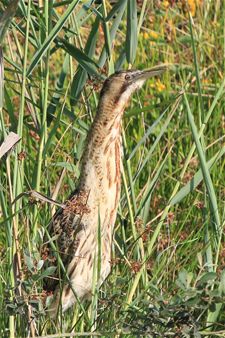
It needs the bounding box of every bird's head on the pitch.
[99,65,168,110]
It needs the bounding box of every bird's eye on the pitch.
[125,74,131,80]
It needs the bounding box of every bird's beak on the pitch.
[131,64,168,83]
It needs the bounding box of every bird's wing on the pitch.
[42,189,90,291]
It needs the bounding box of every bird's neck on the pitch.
[78,98,125,192]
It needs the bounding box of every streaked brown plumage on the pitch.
[43,65,167,317]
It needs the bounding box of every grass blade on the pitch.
[0,0,19,110]
[70,15,100,106]
[171,146,225,206]
[101,0,112,65]
[137,150,170,217]
[184,93,220,236]
[98,0,127,67]
[134,96,181,182]
[47,53,70,124]
[126,0,137,65]
[0,0,19,44]
[47,1,94,120]
[128,107,167,160]
[26,0,80,76]
[60,38,102,78]
[188,13,204,125]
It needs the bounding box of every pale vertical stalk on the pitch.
[1,122,15,338]
[122,128,146,282]
[9,30,39,127]
[9,1,31,336]
[102,0,114,74]
[121,164,137,241]
[33,1,50,236]
[137,0,148,34]
[13,0,31,190]
[89,210,102,331]
[121,162,146,286]
[188,13,213,274]
[122,129,137,214]
[0,41,15,338]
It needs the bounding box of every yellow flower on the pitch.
[142,31,159,40]
[187,0,196,16]
[149,31,159,39]
[150,80,166,92]
[202,78,211,85]
[143,32,149,39]
[56,5,65,14]
[162,0,170,9]
[155,79,166,92]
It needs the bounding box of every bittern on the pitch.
[44,65,167,317]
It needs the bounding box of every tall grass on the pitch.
[1,1,225,337]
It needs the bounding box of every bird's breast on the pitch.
[80,132,122,235]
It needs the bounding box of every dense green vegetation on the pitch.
[1,0,225,337]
